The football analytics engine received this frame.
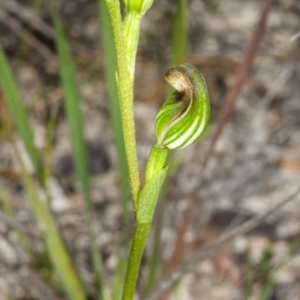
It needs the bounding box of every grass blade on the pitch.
[51,7,104,299]
[0,48,44,182]
[0,47,85,298]
[0,188,32,253]
[98,0,130,222]
[170,0,187,66]
[11,138,87,300]
[259,240,299,300]
[110,255,127,300]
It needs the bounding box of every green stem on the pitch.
[123,12,142,80]
[98,0,130,224]
[122,222,151,300]
[104,0,140,211]
[122,144,169,299]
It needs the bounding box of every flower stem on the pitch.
[123,12,142,79]
[104,0,140,211]
[121,144,169,300]
[122,222,151,300]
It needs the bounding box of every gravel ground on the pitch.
[0,0,300,299]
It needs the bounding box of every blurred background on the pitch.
[0,0,300,299]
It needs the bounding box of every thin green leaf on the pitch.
[12,138,87,300]
[111,255,127,300]
[259,240,300,300]
[0,188,32,253]
[144,224,161,292]
[170,0,187,66]
[0,188,13,216]
[0,48,44,182]
[51,7,104,299]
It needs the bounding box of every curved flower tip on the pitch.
[155,63,210,150]
[123,0,154,14]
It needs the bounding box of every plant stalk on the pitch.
[98,0,130,224]
[122,144,169,299]
[122,222,151,300]
[104,0,140,212]
[123,12,142,79]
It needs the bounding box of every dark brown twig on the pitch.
[0,8,54,60]
[144,186,300,300]
[0,0,53,39]
[206,0,274,165]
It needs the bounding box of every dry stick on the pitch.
[206,0,274,163]
[158,1,274,298]
[0,8,54,60]
[0,0,53,39]
[145,186,300,300]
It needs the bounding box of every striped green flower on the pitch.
[123,0,154,14]
[155,63,210,150]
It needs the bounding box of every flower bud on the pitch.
[123,0,154,14]
[155,63,210,150]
